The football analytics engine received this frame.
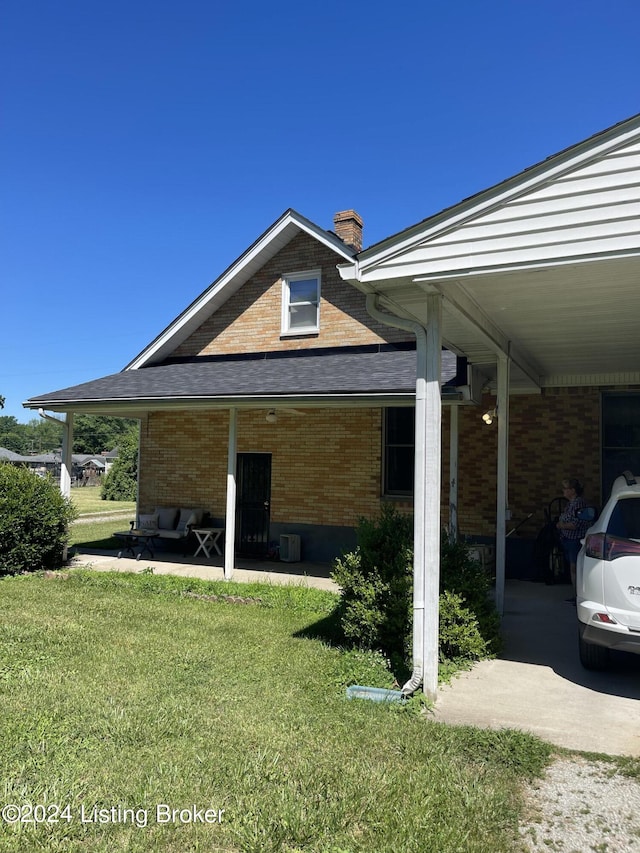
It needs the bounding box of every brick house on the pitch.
[24,209,467,568]
[25,113,640,698]
[25,114,640,595]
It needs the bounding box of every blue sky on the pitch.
[1,0,639,422]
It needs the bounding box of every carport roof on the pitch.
[338,112,640,393]
[23,345,463,416]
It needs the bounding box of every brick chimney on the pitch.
[333,209,363,253]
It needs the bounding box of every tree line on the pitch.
[0,414,138,457]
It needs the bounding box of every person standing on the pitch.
[557,477,589,598]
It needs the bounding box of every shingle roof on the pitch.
[25,346,462,409]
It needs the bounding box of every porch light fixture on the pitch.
[266,410,277,424]
[482,407,497,425]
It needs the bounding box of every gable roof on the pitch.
[127,208,357,370]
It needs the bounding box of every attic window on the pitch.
[281,269,321,336]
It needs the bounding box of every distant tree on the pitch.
[101,427,138,501]
[73,416,138,455]
[0,395,4,409]
[0,417,28,454]
[0,432,27,454]
[24,417,63,454]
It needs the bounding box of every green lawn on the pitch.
[69,491,137,551]
[69,487,136,517]
[0,570,552,853]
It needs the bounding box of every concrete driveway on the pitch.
[432,580,640,756]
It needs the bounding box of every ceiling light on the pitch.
[266,410,277,424]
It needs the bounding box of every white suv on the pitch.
[577,471,640,670]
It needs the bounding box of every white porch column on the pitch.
[495,353,510,615]
[422,293,443,701]
[224,407,238,580]
[60,413,74,499]
[448,404,459,541]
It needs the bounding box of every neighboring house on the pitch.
[23,114,640,584]
[0,447,23,462]
[0,448,113,485]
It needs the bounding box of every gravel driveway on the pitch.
[518,756,640,851]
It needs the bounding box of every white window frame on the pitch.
[281,269,321,336]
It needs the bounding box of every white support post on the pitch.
[224,407,238,580]
[60,412,74,499]
[422,293,443,702]
[495,353,510,615]
[449,405,459,542]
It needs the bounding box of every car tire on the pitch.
[578,630,609,671]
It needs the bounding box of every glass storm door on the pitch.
[236,453,272,557]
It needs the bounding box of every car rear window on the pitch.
[607,497,640,539]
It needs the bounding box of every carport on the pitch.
[339,112,640,699]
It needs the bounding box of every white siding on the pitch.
[371,138,640,278]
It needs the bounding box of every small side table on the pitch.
[193,527,224,559]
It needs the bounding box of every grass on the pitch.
[69,487,136,517]
[0,569,553,853]
[69,518,131,551]
[68,490,136,550]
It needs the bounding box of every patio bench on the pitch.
[132,507,208,553]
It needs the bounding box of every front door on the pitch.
[236,453,272,557]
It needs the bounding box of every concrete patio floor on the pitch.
[69,546,339,592]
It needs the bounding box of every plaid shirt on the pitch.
[559,496,589,540]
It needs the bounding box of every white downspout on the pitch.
[224,407,238,580]
[495,353,510,615]
[39,409,73,499]
[449,404,459,541]
[365,295,439,698]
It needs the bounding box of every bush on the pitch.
[331,507,501,671]
[0,463,77,575]
[101,428,138,501]
[440,535,502,656]
[332,505,413,663]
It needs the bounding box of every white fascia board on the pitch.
[23,392,418,416]
[127,210,355,370]
[353,116,640,279]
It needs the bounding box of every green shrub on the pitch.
[101,429,137,501]
[331,507,501,672]
[440,535,502,656]
[0,463,77,575]
[332,505,413,662]
[438,590,490,661]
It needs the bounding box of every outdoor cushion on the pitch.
[176,508,202,532]
[138,512,158,532]
[156,507,178,530]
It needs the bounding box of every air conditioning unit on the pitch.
[280,534,301,562]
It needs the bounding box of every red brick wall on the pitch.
[172,232,411,357]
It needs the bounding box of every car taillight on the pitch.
[606,535,640,560]
[585,533,605,559]
[585,532,640,561]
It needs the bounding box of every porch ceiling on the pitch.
[373,253,640,392]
